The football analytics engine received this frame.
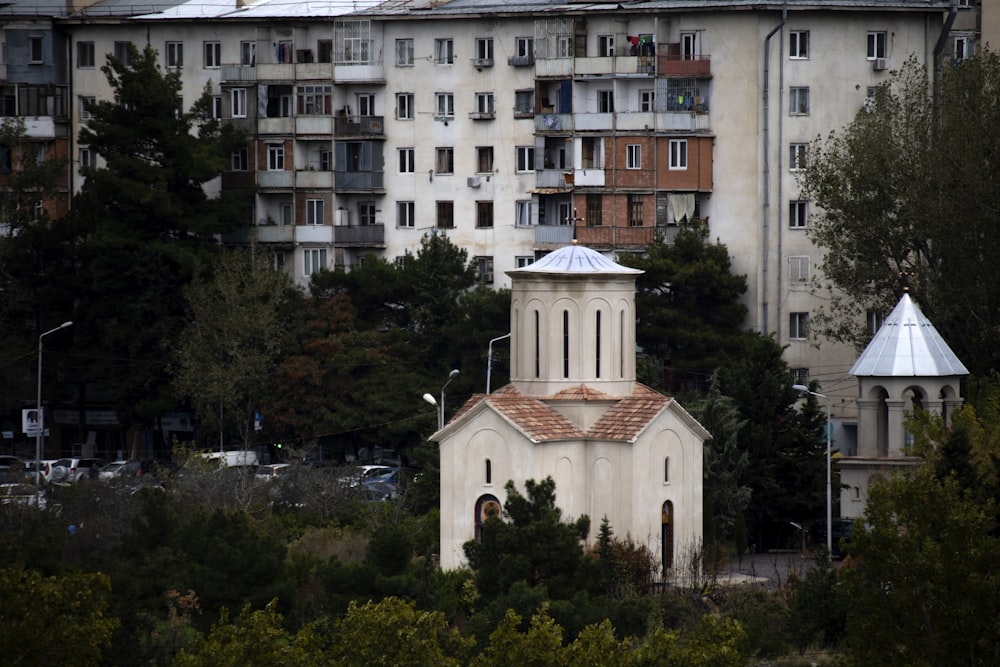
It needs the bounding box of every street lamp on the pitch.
[424,369,459,431]
[486,333,510,394]
[37,321,73,486]
[793,384,832,554]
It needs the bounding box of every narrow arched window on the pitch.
[664,456,670,483]
[485,458,492,485]
[595,310,602,378]
[533,310,540,378]
[563,310,570,378]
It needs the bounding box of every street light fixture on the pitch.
[424,369,459,431]
[36,321,73,486]
[793,384,832,554]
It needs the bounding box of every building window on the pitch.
[267,143,284,170]
[628,194,644,227]
[866,309,886,335]
[598,90,614,113]
[306,199,325,225]
[587,193,603,226]
[209,95,222,119]
[317,40,333,63]
[240,40,255,65]
[280,203,293,226]
[515,200,533,226]
[516,256,534,268]
[396,93,414,120]
[556,34,573,57]
[867,31,887,59]
[475,37,494,62]
[789,312,809,340]
[435,93,454,118]
[231,147,248,171]
[79,147,95,169]
[397,201,415,228]
[395,38,414,65]
[514,36,534,58]
[790,87,810,115]
[297,85,332,115]
[514,89,534,115]
[398,147,415,173]
[434,38,454,64]
[664,457,670,483]
[29,36,43,63]
[357,93,375,116]
[203,41,220,68]
[114,41,133,66]
[270,252,286,270]
[79,96,95,121]
[790,368,809,385]
[166,42,183,69]
[598,34,614,57]
[669,139,688,169]
[337,20,372,64]
[475,256,494,283]
[790,31,809,59]
[515,146,535,172]
[476,201,494,228]
[789,200,808,228]
[639,90,654,112]
[358,201,376,226]
[436,201,454,229]
[77,42,95,68]
[231,88,247,118]
[681,31,699,59]
[789,255,810,283]
[789,143,808,171]
[435,147,454,174]
[304,248,327,276]
[955,36,974,61]
[476,146,494,173]
[626,144,641,170]
[475,92,495,114]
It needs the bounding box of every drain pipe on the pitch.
[761,7,787,336]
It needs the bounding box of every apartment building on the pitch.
[3,0,960,415]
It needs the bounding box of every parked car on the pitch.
[50,457,107,483]
[256,463,292,481]
[0,483,45,508]
[99,460,143,480]
[0,456,25,482]
[338,465,394,488]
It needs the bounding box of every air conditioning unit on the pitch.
[873,58,888,71]
[467,176,481,188]
[482,272,494,283]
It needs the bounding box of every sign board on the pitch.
[22,408,41,437]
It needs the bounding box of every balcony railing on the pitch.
[335,224,385,246]
[658,54,711,77]
[576,225,656,249]
[508,54,535,67]
[535,225,573,245]
[334,115,385,137]
[221,64,256,81]
[335,171,384,191]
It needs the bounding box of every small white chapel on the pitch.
[435,243,709,573]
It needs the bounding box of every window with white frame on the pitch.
[789,312,809,339]
[231,147,248,171]
[789,31,809,59]
[514,36,534,58]
[556,35,573,58]
[681,32,699,59]
[396,93,414,120]
[79,96,95,121]
[357,93,375,116]
[515,200,534,226]
[955,35,974,61]
[476,201,493,228]
[598,90,614,113]
[436,201,454,228]
[303,248,327,276]
[626,144,642,170]
[788,255,810,283]
[319,150,331,171]
[789,200,808,228]
[395,38,414,65]
[397,201,415,228]
[297,85,331,115]
[639,90,654,112]
[435,93,454,118]
[77,42,95,68]
[516,256,535,268]
[398,147,414,173]
[515,146,535,172]
[789,143,808,171]
[790,87,810,114]
[434,38,454,64]
[306,199,325,225]
[867,31,887,59]
[267,143,284,170]
[598,34,614,57]
[475,255,494,283]
[240,40,255,65]
[359,201,376,226]
[475,92,495,114]
[166,42,183,69]
[79,147,95,169]
[337,20,372,64]
[435,147,454,174]
[231,88,247,118]
[669,139,688,169]
[29,36,43,63]
[475,37,494,61]
[209,95,222,119]
[204,41,220,68]
[477,146,494,173]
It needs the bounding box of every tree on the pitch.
[618,225,751,393]
[800,52,1000,373]
[173,248,301,451]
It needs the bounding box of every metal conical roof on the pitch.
[508,242,642,276]
[850,293,969,377]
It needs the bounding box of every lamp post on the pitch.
[793,384,832,553]
[36,321,73,486]
[423,369,459,431]
[486,333,510,394]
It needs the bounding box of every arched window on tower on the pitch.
[664,456,670,483]
[595,310,602,378]
[474,494,502,542]
[563,310,570,378]
[485,458,492,485]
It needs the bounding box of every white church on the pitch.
[434,243,709,573]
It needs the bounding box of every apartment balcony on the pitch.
[258,117,294,135]
[656,111,711,132]
[296,170,334,188]
[333,63,385,83]
[221,171,255,189]
[221,64,256,82]
[256,225,295,243]
[257,63,295,81]
[220,227,251,244]
[573,55,656,77]
[535,113,574,133]
[334,115,385,138]
[296,225,334,243]
[535,169,574,189]
[258,170,294,189]
[296,62,334,79]
[658,54,712,78]
[535,225,574,245]
[573,168,605,187]
[334,223,385,247]
[297,116,334,135]
[468,111,495,120]
[508,54,535,67]
[577,225,656,250]
[535,58,573,77]
[575,113,614,131]
[335,170,384,192]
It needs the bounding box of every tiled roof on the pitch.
[450,383,671,444]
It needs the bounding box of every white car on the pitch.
[256,463,292,481]
[0,483,46,508]
[50,458,107,483]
